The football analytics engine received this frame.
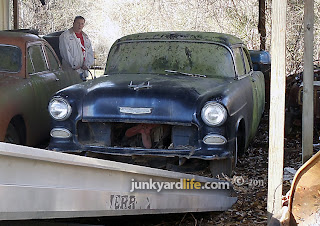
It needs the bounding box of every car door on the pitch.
[27,42,61,136]
[242,48,265,121]
[233,46,258,139]
[43,44,70,88]
[234,46,264,137]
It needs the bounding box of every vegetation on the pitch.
[18,0,320,74]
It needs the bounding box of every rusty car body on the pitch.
[48,31,265,175]
[270,151,320,225]
[0,31,83,146]
[286,65,320,131]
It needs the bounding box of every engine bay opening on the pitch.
[77,121,198,149]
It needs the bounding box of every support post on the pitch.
[267,0,287,222]
[302,0,314,164]
[13,0,18,29]
[0,0,10,30]
[258,0,266,50]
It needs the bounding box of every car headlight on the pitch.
[48,97,72,121]
[201,102,227,126]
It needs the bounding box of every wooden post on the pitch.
[13,0,18,29]
[258,0,266,50]
[267,0,287,222]
[302,0,314,164]
[0,0,9,30]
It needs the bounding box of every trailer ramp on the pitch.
[0,142,237,220]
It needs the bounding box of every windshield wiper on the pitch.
[165,69,206,78]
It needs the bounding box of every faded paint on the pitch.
[50,31,266,167]
[0,31,83,146]
[115,31,243,47]
[106,31,242,78]
[287,150,320,225]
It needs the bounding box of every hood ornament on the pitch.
[128,81,152,91]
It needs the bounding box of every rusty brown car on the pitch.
[0,31,83,146]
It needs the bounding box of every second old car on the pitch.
[48,31,265,176]
[0,31,83,146]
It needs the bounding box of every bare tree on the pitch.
[18,0,320,74]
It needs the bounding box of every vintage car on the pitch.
[48,31,265,176]
[43,31,64,63]
[249,50,271,109]
[0,31,83,146]
[286,64,320,132]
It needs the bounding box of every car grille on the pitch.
[76,121,198,149]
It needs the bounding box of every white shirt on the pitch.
[59,28,94,73]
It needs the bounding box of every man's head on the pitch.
[72,16,85,33]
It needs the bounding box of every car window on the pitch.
[233,47,245,76]
[0,45,22,73]
[106,41,235,78]
[45,45,59,71]
[27,52,34,74]
[242,48,251,74]
[27,45,48,73]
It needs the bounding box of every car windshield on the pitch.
[105,41,235,78]
[0,45,22,73]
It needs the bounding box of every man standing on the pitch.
[59,16,94,81]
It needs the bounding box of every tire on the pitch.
[4,123,21,145]
[209,129,243,177]
[209,158,232,178]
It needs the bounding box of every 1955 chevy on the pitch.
[48,31,265,176]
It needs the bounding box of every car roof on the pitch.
[0,31,41,47]
[115,31,244,47]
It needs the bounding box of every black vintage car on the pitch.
[48,31,265,176]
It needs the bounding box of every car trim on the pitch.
[119,107,153,114]
[229,102,247,117]
[203,134,227,145]
[50,128,72,138]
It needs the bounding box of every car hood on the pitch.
[81,74,233,124]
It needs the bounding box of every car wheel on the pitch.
[209,129,243,177]
[4,123,21,145]
[209,158,232,178]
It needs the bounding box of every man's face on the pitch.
[73,19,85,33]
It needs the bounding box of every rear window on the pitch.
[106,41,235,78]
[0,45,22,73]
